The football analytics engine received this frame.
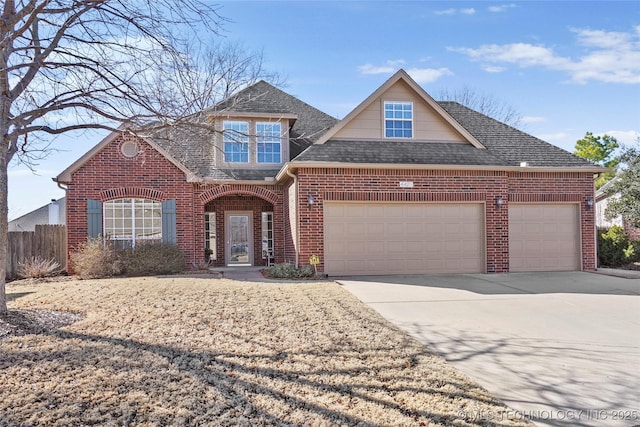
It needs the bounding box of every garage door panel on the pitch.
[509,204,579,272]
[324,202,484,275]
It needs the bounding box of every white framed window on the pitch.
[205,212,217,260]
[261,212,274,259]
[256,122,282,163]
[103,198,162,247]
[223,121,249,163]
[384,102,413,138]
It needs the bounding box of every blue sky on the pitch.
[8,1,640,220]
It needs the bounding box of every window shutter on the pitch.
[162,199,177,244]
[87,199,102,239]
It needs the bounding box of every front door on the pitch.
[226,212,252,266]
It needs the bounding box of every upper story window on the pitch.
[384,102,413,138]
[223,121,249,163]
[103,198,161,248]
[256,122,282,164]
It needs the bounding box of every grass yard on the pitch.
[1,276,530,426]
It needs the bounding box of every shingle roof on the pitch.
[438,102,596,168]
[294,101,598,168]
[294,140,511,166]
[146,81,338,181]
[145,82,597,181]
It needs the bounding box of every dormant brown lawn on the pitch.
[1,276,531,426]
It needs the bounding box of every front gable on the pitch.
[55,128,196,184]
[317,70,484,148]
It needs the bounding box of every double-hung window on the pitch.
[223,121,249,163]
[256,122,281,163]
[103,198,162,248]
[384,102,413,138]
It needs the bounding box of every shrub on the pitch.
[267,263,315,279]
[598,226,640,267]
[71,239,185,279]
[71,238,123,279]
[119,242,184,276]
[17,256,62,279]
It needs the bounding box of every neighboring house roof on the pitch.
[595,177,617,202]
[9,197,66,232]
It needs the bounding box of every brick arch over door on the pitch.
[199,185,279,204]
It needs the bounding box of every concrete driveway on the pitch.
[337,272,640,427]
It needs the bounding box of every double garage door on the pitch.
[324,202,580,276]
[324,202,485,275]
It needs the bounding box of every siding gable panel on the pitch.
[332,80,467,143]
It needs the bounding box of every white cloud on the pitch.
[482,65,506,73]
[357,61,452,83]
[435,7,475,16]
[522,116,546,124]
[358,59,453,84]
[597,130,640,147]
[357,60,406,75]
[407,67,453,83]
[488,4,517,13]
[537,132,572,142]
[450,26,640,84]
[434,8,457,15]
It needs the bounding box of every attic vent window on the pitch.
[121,140,139,158]
[384,102,413,138]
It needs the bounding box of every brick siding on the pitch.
[65,133,596,274]
[66,134,196,272]
[295,168,596,273]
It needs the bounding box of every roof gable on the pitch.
[55,126,196,184]
[317,70,484,148]
[209,80,337,144]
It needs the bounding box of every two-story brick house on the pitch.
[55,70,604,275]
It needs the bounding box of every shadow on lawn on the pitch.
[403,322,640,427]
[0,313,528,426]
[6,291,35,301]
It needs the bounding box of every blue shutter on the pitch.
[162,199,177,244]
[87,199,102,239]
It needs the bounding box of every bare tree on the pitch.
[437,86,523,128]
[0,0,278,313]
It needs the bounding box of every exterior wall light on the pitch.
[308,195,315,210]
[586,197,594,210]
[496,195,504,209]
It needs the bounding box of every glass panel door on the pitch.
[227,213,251,266]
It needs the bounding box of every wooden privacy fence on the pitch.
[6,225,67,279]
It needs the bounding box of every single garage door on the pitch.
[509,204,580,272]
[324,202,485,275]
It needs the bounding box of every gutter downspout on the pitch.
[285,168,300,267]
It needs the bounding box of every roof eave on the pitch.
[276,161,608,181]
[196,177,278,185]
[207,111,298,120]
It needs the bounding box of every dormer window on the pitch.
[256,122,282,163]
[223,121,249,163]
[384,102,413,138]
